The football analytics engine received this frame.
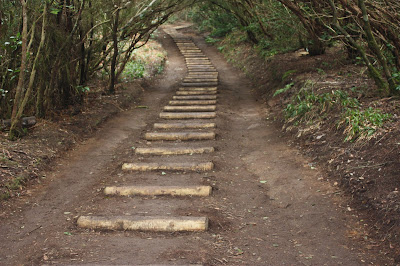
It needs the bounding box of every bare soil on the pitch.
[0,24,394,265]
[196,25,400,263]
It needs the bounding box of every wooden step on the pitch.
[144,132,215,141]
[154,122,216,129]
[183,79,218,83]
[122,162,214,172]
[173,95,218,100]
[160,112,216,119]
[176,91,217,95]
[178,87,218,91]
[77,216,208,232]
[169,100,217,105]
[104,185,212,196]
[163,105,216,112]
[181,82,218,87]
[135,146,215,155]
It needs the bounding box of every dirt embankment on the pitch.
[201,32,400,261]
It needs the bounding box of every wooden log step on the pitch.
[183,55,207,58]
[187,65,215,68]
[169,100,217,105]
[163,105,216,112]
[135,147,215,156]
[181,50,202,52]
[178,87,217,91]
[185,58,210,60]
[181,50,201,52]
[77,216,208,232]
[187,69,218,72]
[122,162,214,172]
[187,68,217,72]
[181,82,218,87]
[104,185,212,197]
[144,132,215,141]
[188,72,218,76]
[185,59,211,62]
[173,95,218,100]
[160,112,216,119]
[186,77,218,80]
[183,79,218,83]
[182,53,203,55]
[154,122,216,129]
[176,90,217,95]
[186,63,213,66]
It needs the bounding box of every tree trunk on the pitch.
[9,0,28,139]
[108,9,120,94]
[10,2,47,138]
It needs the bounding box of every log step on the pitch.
[163,105,216,112]
[169,100,217,105]
[187,69,218,72]
[144,132,215,141]
[183,79,218,83]
[183,55,207,58]
[104,185,212,196]
[160,112,216,119]
[122,162,214,172]
[173,95,218,100]
[77,216,208,232]
[186,62,212,65]
[135,146,215,155]
[186,75,218,79]
[178,87,217,91]
[181,82,218,87]
[176,91,217,95]
[154,122,216,129]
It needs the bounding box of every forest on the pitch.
[1,0,399,138]
[0,0,400,263]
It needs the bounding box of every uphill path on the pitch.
[0,25,389,265]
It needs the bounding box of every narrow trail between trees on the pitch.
[0,25,389,265]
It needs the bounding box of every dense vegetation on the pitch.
[0,0,188,139]
[1,0,399,140]
[190,0,400,96]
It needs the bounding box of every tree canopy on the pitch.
[1,0,399,138]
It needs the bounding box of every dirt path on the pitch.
[0,26,389,265]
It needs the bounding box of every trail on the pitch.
[0,25,387,265]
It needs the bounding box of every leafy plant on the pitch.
[284,81,391,141]
[282,70,297,81]
[273,82,294,97]
[340,107,392,141]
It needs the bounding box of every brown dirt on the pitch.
[197,25,400,263]
[0,25,394,265]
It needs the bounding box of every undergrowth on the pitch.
[279,81,392,142]
[120,39,167,82]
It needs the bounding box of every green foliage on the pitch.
[188,4,239,37]
[274,82,294,97]
[340,107,392,141]
[283,81,391,141]
[282,70,297,81]
[122,60,146,80]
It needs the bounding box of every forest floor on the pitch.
[0,23,398,265]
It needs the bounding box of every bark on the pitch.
[328,0,389,96]
[10,3,48,138]
[358,0,396,95]
[108,8,120,94]
[9,0,28,139]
